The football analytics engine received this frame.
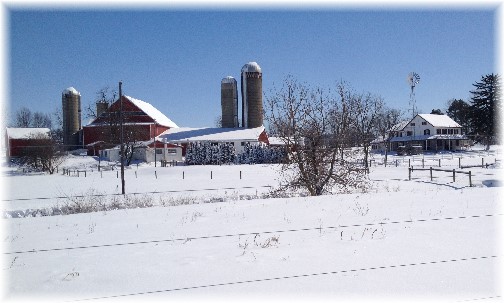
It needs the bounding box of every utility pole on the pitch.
[119,81,125,195]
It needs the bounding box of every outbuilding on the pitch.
[5,128,51,159]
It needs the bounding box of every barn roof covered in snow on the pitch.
[6,128,51,139]
[124,95,179,129]
[157,126,266,142]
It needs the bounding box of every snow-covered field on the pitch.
[1,146,502,302]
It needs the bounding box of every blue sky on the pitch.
[6,7,497,128]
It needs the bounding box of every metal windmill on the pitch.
[407,72,420,119]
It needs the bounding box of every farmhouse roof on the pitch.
[418,114,461,128]
[390,121,409,132]
[6,128,51,139]
[124,95,179,128]
[157,126,266,142]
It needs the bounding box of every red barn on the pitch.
[83,95,178,156]
[5,128,51,159]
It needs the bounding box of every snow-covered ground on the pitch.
[1,146,502,302]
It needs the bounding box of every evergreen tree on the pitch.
[446,99,471,134]
[469,74,500,148]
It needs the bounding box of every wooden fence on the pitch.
[408,166,473,187]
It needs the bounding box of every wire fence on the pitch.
[5,213,501,255]
[72,255,499,301]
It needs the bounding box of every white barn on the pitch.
[156,126,270,156]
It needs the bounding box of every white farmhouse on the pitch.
[373,114,471,153]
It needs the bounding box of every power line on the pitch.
[70,255,499,301]
[5,213,501,255]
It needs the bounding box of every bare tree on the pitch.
[32,112,52,128]
[351,92,384,170]
[18,133,64,174]
[51,107,64,143]
[265,76,368,196]
[123,125,150,166]
[85,86,117,119]
[375,107,404,162]
[15,107,32,127]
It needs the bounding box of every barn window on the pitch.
[424,129,431,135]
[448,129,454,134]
[442,129,447,134]
[156,149,163,154]
[167,149,177,154]
[436,129,441,135]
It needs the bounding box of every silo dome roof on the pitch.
[241,62,262,73]
[221,76,237,84]
[63,87,81,95]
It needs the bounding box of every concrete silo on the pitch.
[241,62,263,128]
[221,76,239,128]
[62,87,81,149]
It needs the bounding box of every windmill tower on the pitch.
[407,72,420,119]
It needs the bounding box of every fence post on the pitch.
[211,171,213,179]
[408,167,412,180]
[240,170,242,180]
[84,171,86,178]
[183,171,185,179]
[396,160,398,167]
[438,159,441,167]
[430,167,433,181]
[101,171,103,178]
[422,158,425,168]
[409,159,411,167]
[77,171,79,177]
[482,158,484,168]
[469,171,472,187]
[452,169,455,183]
[117,171,118,178]
[459,157,461,169]
[135,171,137,178]
[155,171,157,179]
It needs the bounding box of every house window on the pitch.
[456,140,460,146]
[406,131,413,136]
[448,129,453,135]
[156,149,163,154]
[436,129,441,135]
[454,129,459,134]
[424,129,431,135]
[167,149,177,154]
[410,123,416,126]
[241,142,246,146]
[442,129,447,134]
[422,122,427,125]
